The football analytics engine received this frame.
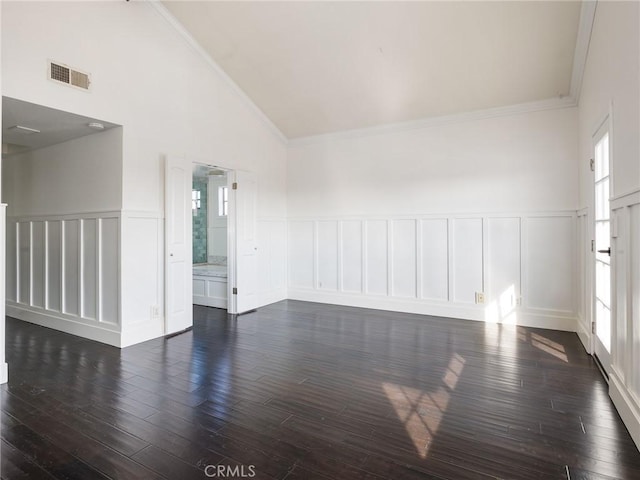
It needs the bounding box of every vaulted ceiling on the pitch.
[162,1,582,139]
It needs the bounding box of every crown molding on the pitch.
[147,0,288,145]
[569,0,598,104]
[289,96,577,147]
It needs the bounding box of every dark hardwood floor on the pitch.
[1,300,639,479]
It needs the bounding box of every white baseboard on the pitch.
[610,372,640,451]
[287,289,577,331]
[7,303,121,347]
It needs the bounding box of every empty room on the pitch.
[0,1,639,479]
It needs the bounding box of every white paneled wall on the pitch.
[391,220,417,298]
[341,220,363,293]
[576,210,590,347]
[119,211,163,347]
[6,213,120,345]
[609,190,640,449]
[289,221,314,289]
[317,221,339,291]
[420,219,448,301]
[365,220,388,296]
[452,218,483,304]
[289,212,576,330]
[525,216,575,313]
[485,217,520,304]
[0,205,7,383]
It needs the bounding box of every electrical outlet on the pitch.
[151,305,160,318]
[475,292,485,304]
[516,297,522,306]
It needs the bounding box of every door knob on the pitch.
[597,247,611,256]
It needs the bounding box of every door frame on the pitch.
[165,158,240,336]
[590,108,614,375]
[191,160,238,315]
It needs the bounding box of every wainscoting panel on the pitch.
[18,222,30,305]
[6,219,16,303]
[525,215,574,312]
[0,206,6,383]
[6,212,121,346]
[365,220,388,296]
[100,218,119,324]
[576,211,589,348]
[631,204,640,399]
[63,219,80,316]
[341,220,363,294]
[32,221,46,309]
[119,211,163,347]
[288,211,577,331]
[419,219,448,302]
[452,218,483,304]
[82,218,98,320]
[613,206,628,378]
[288,221,314,289]
[47,221,62,312]
[391,219,417,298]
[609,190,640,451]
[485,217,521,316]
[317,221,338,291]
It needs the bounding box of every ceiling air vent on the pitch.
[48,60,91,91]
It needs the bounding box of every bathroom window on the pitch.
[192,190,201,211]
[218,186,228,217]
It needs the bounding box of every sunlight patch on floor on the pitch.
[530,332,568,362]
[382,353,465,458]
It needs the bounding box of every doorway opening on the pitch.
[164,158,258,335]
[593,118,612,377]
[192,163,230,311]
[1,97,122,347]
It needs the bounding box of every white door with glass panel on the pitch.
[593,123,611,374]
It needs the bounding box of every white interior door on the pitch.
[165,156,193,334]
[232,170,259,314]
[593,123,611,374]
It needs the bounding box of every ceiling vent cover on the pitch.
[48,60,91,91]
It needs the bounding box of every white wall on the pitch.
[2,128,123,217]
[1,1,287,346]
[576,1,640,450]
[287,107,579,329]
[289,108,578,217]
